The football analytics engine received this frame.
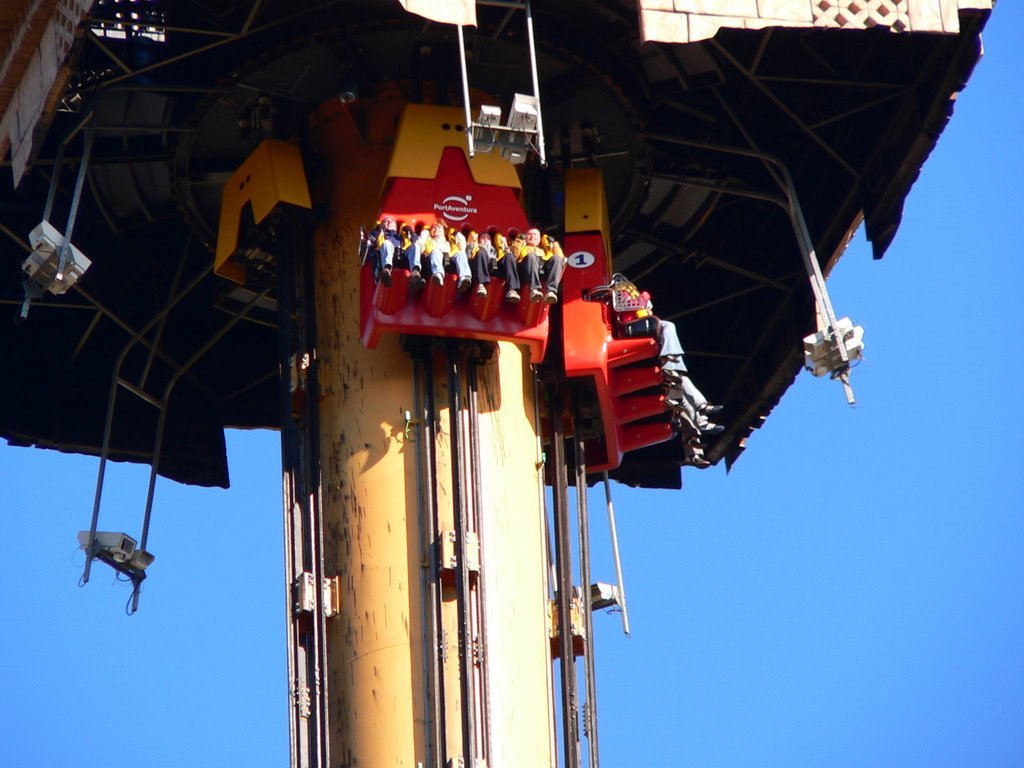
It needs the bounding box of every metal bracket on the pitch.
[290,351,311,394]
[294,682,312,719]
[546,596,586,642]
[323,575,341,618]
[295,572,317,614]
[402,408,421,442]
[439,529,481,573]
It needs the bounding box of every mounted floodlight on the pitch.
[471,104,503,152]
[803,316,865,379]
[499,94,540,165]
[24,220,91,294]
[508,93,539,133]
[477,104,502,128]
[590,581,621,612]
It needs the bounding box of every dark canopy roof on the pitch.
[0,1,992,488]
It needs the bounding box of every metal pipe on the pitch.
[82,245,204,585]
[275,225,304,768]
[642,132,854,401]
[139,284,271,553]
[457,25,476,158]
[638,132,842,333]
[55,125,94,282]
[277,217,331,767]
[302,225,331,768]
[414,345,445,768]
[601,472,630,637]
[574,436,600,768]
[130,282,270,611]
[533,369,560,766]
[534,372,557,590]
[710,39,859,179]
[61,126,93,243]
[550,380,581,768]
[466,354,492,761]
[42,139,67,223]
[446,343,478,766]
[140,243,190,387]
[524,1,547,167]
[43,111,94,222]
[116,378,163,409]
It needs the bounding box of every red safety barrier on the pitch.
[360,147,549,363]
[561,231,674,472]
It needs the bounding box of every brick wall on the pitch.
[639,0,994,44]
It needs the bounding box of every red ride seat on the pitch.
[360,146,550,363]
[561,231,674,472]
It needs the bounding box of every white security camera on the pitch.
[127,549,155,572]
[24,220,92,294]
[590,582,621,611]
[77,530,137,563]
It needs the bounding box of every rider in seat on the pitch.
[591,274,724,451]
[467,229,500,297]
[512,227,566,304]
[418,219,472,292]
[374,215,425,290]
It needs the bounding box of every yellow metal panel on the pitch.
[215,139,312,283]
[310,98,424,766]
[564,167,613,270]
[310,95,554,767]
[476,344,557,767]
[386,104,522,191]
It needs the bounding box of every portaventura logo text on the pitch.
[433,194,477,222]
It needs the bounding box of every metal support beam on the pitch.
[622,227,793,292]
[550,380,581,768]
[710,39,859,179]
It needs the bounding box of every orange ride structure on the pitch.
[0,2,996,766]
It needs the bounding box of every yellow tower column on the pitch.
[309,97,555,766]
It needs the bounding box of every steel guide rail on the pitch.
[550,377,582,768]
[411,343,446,768]
[573,416,601,768]
[446,343,479,766]
[277,217,329,768]
[466,352,493,761]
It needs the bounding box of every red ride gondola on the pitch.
[359,106,550,363]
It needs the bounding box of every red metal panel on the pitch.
[360,146,549,362]
[610,367,664,397]
[561,231,673,472]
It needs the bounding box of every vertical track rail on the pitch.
[574,422,601,768]
[277,216,329,768]
[466,352,492,760]
[446,342,479,766]
[550,380,581,768]
[412,344,446,768]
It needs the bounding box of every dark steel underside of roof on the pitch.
[0,1,991,489]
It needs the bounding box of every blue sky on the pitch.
[2,5,1021,767]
